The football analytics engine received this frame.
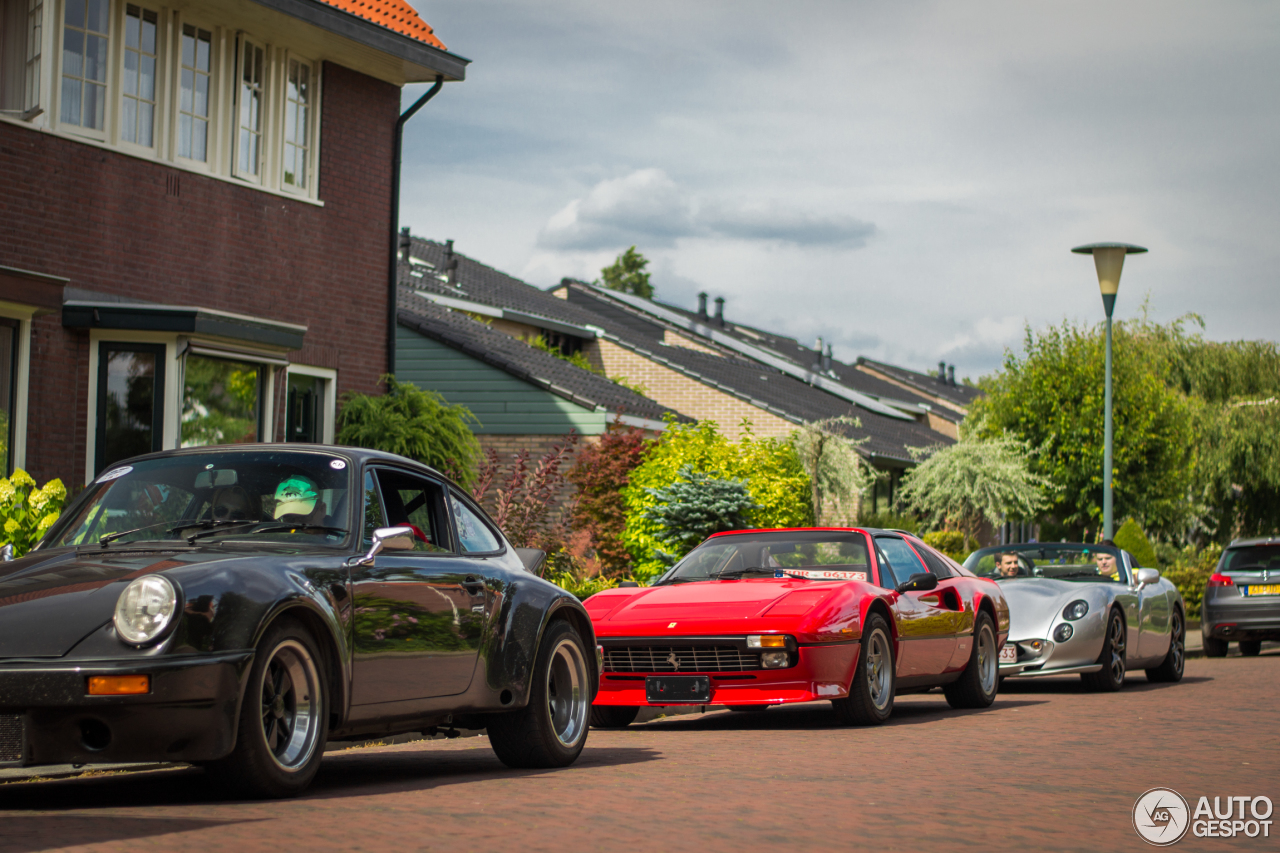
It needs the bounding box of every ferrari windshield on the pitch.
[965,545,1126,583]
[44,450,354,549]
[656,532,871,585]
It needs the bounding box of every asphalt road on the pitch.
[3,652,1277,853]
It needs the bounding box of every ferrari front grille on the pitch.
[603,645,761,673]
[0,715,25,764]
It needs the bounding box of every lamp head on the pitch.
[1071,242,1147,316]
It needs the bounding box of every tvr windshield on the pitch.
[44,450,354,549]
[965,545,1127,583]
[656,532,871,585]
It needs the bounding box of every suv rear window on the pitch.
[1223,544,1280,572]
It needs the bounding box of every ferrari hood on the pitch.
[590,580,831,633]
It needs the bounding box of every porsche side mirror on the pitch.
[896,572,938,593]
[1134,567,1160,587]
[349,526,415,567]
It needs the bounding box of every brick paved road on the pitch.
[3,653,1277,853]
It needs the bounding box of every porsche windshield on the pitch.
[45,450,354,549]
[965,545,1126,583]
[657,532,871,585]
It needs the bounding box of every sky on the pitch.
[396,0,1280,380]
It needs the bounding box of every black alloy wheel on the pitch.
[1145,609,1185,683]
[832,612,894,725]
[488,620,592,768]
[590,705,640,728]
[1238,639,1262,657]
[944,610,999,709]
[206,617,328,798]
[1202,634,1229,658]
[1081,609,1127,691]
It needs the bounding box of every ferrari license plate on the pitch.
[1242,584,1280,597]
[998,644,1018,665]
[646,676,710,704]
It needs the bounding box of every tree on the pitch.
[336,375,481,487]
[896,430,1050,547]
[566,422,655,577]
[598,246,653,299]
[1113,518,1159,568]
[641,466,760,566]
[791,416,872,524]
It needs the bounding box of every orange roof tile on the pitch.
[316,0,447,50]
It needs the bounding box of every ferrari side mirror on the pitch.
[896,572,938,594]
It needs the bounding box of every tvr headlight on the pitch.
[114,575,179,645]
[1062,599,1089,621]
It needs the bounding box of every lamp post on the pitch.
[1071,242,1147,540]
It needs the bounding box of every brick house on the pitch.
[0,0,465,484]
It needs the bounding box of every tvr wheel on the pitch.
[590,705,640,728]
[1081,608,1126,692]
[206,617,328,798]
[1202,634,1229,658]
[832,612,894,725]
[1145,609,1185,683]
[488,620,591,768]
[943,610,999,709]
[1238,639,1262,657]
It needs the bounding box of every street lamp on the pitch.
[1071,242,1147,540]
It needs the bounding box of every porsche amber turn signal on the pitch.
[87,675,150,696]
[747,635,787,648]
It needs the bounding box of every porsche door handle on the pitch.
[462,577,485,592]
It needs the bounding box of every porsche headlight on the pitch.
[114,576,178,645]
[1062,599,1089,621]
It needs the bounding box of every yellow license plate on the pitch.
[1243,584,1280,596]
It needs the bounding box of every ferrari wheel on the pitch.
[1238,639,1262,657]
[1203,635,1228,658]
[1081,608,1126,692]
[488,620,591,768]
[943,611,998,709]
[590,705,640,728]
[1145,608,1185,683]
[832,612,894,726]
[206,617,328,798]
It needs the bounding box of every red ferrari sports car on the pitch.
[586,527,1010,726]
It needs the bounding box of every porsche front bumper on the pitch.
[0,650,253,767]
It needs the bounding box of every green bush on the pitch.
[1161,544,1222,621]
[0,470,67,557]
[545,567,620,601]
[641,465,759,566]
[922,530,967,562]
[622,419,812,583]
[337,375,481,487]
[1113,518,1159,568]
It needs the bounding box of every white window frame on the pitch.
[284,363,336,443]
[0,302,34,472]
[55,0,111,140]
[83,330,181,484]
[115,0,161,152]
[232,32,265,183]
[171,14,215,168]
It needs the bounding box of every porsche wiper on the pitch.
[183,520,263,543]
[248,524,348,537]
[99,520,186,546]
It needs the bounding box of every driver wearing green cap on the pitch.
[273,475,325,524]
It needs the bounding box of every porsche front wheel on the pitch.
[590,705,640,728]
[943,610,998,709]
[832,613,894,725]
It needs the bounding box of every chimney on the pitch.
[824,343,833,373]
[938,361,947,382]
[398,227,412,262]
[714,296,725,327]
[697,292,709,320]
[443,239,459,286]
[812,336,824,371]
[948,364,956,386]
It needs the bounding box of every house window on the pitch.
[236,38,264,179]
[95,343,166,474]
[285,365,335,443]
[60,0,109,130]
[181,354,262,446]
[282,57,311,190]
[120,4,157,146]
[0,0,43,115]
[176,24,211,161]
[0,319,17,474]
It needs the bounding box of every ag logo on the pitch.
[1134,788,1191,846]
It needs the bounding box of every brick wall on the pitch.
[0,62,398,484]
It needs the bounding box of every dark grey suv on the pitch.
[1202,537,1280,657]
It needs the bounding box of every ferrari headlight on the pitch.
[114,576,178,645]
[1053,623,1074,643]
[761,651,790,668]
[747,635,787,648]
[1062,599,1089,621]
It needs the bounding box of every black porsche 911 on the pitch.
[0,446,597,797]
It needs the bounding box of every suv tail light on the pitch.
[1208,573,1235,587]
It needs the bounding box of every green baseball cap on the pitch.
[274,475,318,519]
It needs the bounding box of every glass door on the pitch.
[95,343,166,474]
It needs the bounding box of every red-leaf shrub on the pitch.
[566,422,654,577]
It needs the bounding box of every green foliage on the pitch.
[897,430,1050,542]
[0,470,67,556]
[641,465,760,565]
[544,567,621,601]
[567,423,654,576]
[528,335,604,376]
[611,376,650,397]
[182,356,261,445]
[622,418,812,583]
[1113,518,1159,568]
[972,316,1198,538]
[791,417,872,524]
[1159,543,1223,620]
[922,530,967,562]
[598,246,654,299]
[337,375,481,487]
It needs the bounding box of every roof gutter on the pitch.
[388,76,443,377]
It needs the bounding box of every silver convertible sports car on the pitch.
[963,543,1185,690]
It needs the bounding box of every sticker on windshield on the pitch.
[775,569,867,581]
[97,465,133,483]
[329,459,347,470]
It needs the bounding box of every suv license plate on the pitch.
[646,675,710,704]
[1243,584,1280,597]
